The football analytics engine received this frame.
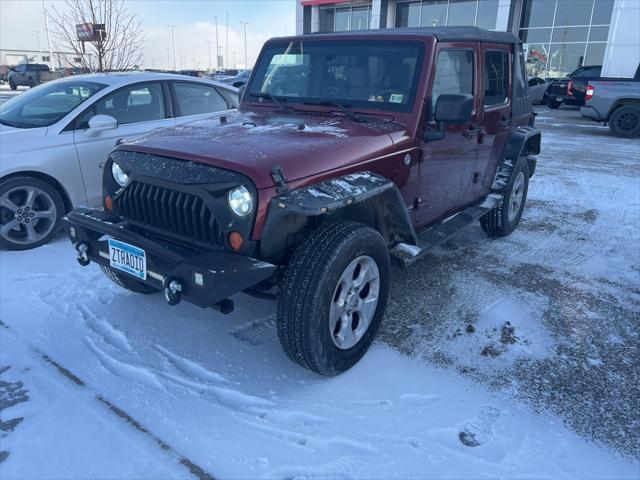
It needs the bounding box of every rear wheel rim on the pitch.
[329,255,380,350]
[508,172,525,223]
[615,111,639,133]
[0,186,57,245]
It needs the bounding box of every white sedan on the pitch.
[0,72,239,250]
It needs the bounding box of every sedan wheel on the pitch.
[0,177,63,250]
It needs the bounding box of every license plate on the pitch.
[108,238,146,280]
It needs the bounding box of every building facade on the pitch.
[295,0,640,78]
[0,49,86,70]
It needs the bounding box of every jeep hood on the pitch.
[118,110,407,189]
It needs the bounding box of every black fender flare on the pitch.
[492,126,541,191]
[260,172,417,259]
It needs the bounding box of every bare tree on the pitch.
[48,0,145,71]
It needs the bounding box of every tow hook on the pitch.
[163,278,182,306]
[76,242,90,266]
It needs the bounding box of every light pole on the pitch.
[165,48,171,70]
[42,0,55,70]
[225,11,229,69]
[214,16,220,70]
[205,40,213,71]
[239,21,250,68]
[232,51,236,69]
[168,24,177,71]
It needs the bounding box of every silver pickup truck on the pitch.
[8,63,63,90]
[581,68,640,138]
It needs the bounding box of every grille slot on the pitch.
[547,82,568,96]
[116,181,220,243]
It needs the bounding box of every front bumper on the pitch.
[63,208,277,312]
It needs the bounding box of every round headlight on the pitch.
[111,162,129,187]
[228,186,253,217]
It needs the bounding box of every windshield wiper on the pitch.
[303,100,366,123]
[249,92,293,112]
[0,118,22,128]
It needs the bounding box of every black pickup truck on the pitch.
[545,64,640,109]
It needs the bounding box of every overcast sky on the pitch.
[0,0,297,69]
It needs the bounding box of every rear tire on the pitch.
[100,265,159,294]
[545,97,561,109]
[609,105,640,138]
[277,221,390,376]
[8,79,16,90]
[481,158,529,237]
[27,78,35,88]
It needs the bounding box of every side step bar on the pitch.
[391,194,502,267]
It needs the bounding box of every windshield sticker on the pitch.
[389,93,404,103]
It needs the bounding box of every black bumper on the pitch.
[63,208,277,311]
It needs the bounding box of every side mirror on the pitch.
[434,94,474,124]
[424,94,474,142]
[86,114,117,137]
[238,84,246,101]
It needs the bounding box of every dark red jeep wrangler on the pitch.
[65,27,541,375]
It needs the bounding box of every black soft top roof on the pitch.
[302,26,520,45]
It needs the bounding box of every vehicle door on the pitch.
[169,81,236,126]
[415,44,481,227]
[474,44,513,198]
[72,82,174,207]
[13,64,27,84]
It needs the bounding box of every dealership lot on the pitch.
[1,104,638,477]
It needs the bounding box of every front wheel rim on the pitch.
[329,255,380,350]
[0,186,57,245]
[508,172,525,223]
[615,112,639,132]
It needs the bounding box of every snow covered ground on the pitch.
[1,107,639,479]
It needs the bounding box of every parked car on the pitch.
[220,69,251,88]
[544,64,640,109]
[64,27,540,375]
[0,72,239,250]
[580,74,640,137]
[8,63,63,90]
[528,76,549,104]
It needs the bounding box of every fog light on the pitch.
[104,195,113,211]
[229,231,244,251]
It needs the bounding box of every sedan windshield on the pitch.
[246,40,424,113]
[0,80,106,129]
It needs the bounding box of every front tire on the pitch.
[27,78,35,88]
[100,265,159,294]
[609,105,640,138]
[0,176,64,250]
[277,221,390,376]
[481,158,529,237]
[8,79,16,90]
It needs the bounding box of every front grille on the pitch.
[116,181,220,243]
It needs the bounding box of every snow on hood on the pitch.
[118,110,407,189]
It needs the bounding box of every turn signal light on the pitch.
[104,195,113,211]
[585,85,595,102]
[229,231,244,251]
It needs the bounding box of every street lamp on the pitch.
[167,24,177,71]
[205,40,213,71]
[239,21,250,68]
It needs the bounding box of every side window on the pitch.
[90,83,165,126]
[217,88,239,109]
[173,82,229,117]
[431,50,474,115]
[484,50,509,106]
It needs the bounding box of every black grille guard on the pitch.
[63,207,276,312]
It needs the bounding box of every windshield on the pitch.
[0,80,106,129]
[246,40,424,113]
